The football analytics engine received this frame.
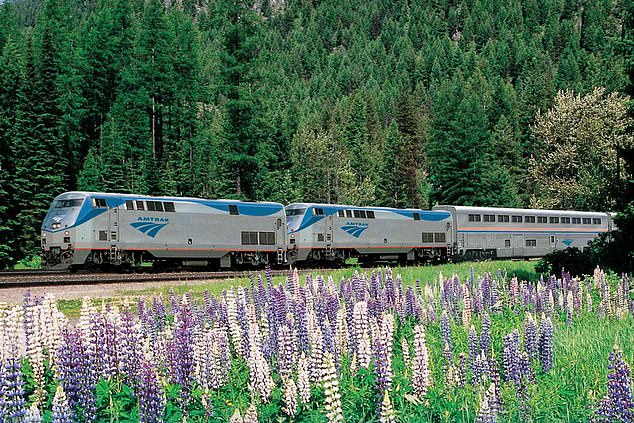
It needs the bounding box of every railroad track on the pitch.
[0,268,297,289]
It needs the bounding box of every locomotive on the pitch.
[40,191,614,271]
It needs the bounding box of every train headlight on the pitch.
[64,231,69,236]
[51,223,61,229]
[41,233,46,237]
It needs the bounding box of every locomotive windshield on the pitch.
[53,199,84,208]
[286,208,306,216]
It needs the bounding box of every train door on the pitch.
[109,206,119,243]
[512,234,524,257]
[275,217,285,264]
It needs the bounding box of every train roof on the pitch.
[433,205,610,217]
[55,191,284,207]
[286,202,447,214]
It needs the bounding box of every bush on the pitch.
[536,247,596,276]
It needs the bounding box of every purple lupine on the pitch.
[596,345,633,422]
[468,325,478,371]
[0,356,26,421]
[538,316,554,373]
[166,300,195,416]
[503,330,521,385]
[455,353,467,388]
[476,383,498,423]
[524,314,538,361]
[373,314,395,394]
[441,310,452,352]
[119,306,141,385]
[139,359,166,423]
[480,313,491,356]
[51,386,73,423]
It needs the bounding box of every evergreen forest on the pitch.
[0,0,633,266]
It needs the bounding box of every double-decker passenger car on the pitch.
[41,192,286,270]
[432,205,613,259]
[286,203,453,265]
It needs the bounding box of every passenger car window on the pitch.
[125,200,135,210]
[136,201,145,210]
[229,205,239,215]
[164,202,175,212]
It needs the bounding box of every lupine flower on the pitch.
[225,289,243,357]
[455,353,467,388]
[441,310,451,352]
[476,383,498,423]
[595,344,634,422]
[566,290,574,325]
[322,351,343,423]
[379,390,395,423]
[468,324,478,371]
[411,324,431,398]
[24,403,42,423]
[480,313,491,356]
[538,315,554,373]
[401,337,410,368]
[229,409,243,423]
[282,377,298,417]
[297,352,311,404]
[373,313,395,394]
[167,299,195,414]
[524,314,538,361]
[247,306,274,402]
[51,386,73,423]
[503,330,521,384]
[463,284,472,329]
[138,359,165,423]
[243,404,258,423]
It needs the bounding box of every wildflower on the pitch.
[463,284,472,329]
[282,377,299,417]
[322,351,343,423]
[297,352,311,404]
[229,409,243,423]
[24,403,41,423]
[503,330,521,384]
[402,337,410,368]
[51,386,73,423]
[480,312,491,356]
[411,324,432,398]
[538,315,554,373]
[379,390,396,423]
[595,344,633,422]
[243,404,258,423]
[373,313,395,394]
[524,313,538,361]
[247,306,274,402]
[441,310,451,352]
[476,383,498,423]
[138,359,165,423]
[468,324,478,371]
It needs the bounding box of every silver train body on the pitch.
[41,192,286,270]
[432,205,613,259]
[41,192,614,270]
[285,203,453,265]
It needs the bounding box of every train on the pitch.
[40,191,615,271]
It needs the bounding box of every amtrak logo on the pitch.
[131,217,169,238]
[561,239,573,247]
[341,222,369,238]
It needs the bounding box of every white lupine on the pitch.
[335,308,349,358]
[322,351,343,423]
[353,301,371,369]
[247,305,274,402]
[24,402,42,423]
[282,377,299,417]
[402,337,411,368]
[225,289,243,357]
[41,294,66,372]
[297,352,311,404]
[308,313,325,382]
[411,323,432,398]
[463,284,472,329]
[229,409,244,423]
[25,304,46,405]
[243,404,258,423]
[379,390,395,423]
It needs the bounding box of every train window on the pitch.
[229,205,239,215]
[483,214,495,222]
[468,214,481,222]
[136,201,145,210]
[313,208,324,216]
[512,216,522,223]
[353,210,362,218]
[498,215,510,223]
[98,231,108,241]
[525,216,536,223]
[359,210,367,218]
[164,202,175,212]
[147,201,164,212]
[338,210,345,217]
[592,218,602,225]
[317,233,325,242]
[537,216,547,223]
[526,239,537,247]
[549,217,559,224]
[422,233,434,242]
[93,198,107,208]
[125,200,135,210]
[259,232,275,245]
[572,217,581,224]
[583,218,591,224]
[241,231,258,245]
[345,210,353,218]
[54,199,83,208]
[286,208,305,216]
[413,213,421,221]
[434,232,446,242]
[505,240,511,247]
[366,211,375,219]
[561,217,570,224]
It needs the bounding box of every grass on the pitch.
[54,260,538,318]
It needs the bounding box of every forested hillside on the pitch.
[0,0,632,266]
